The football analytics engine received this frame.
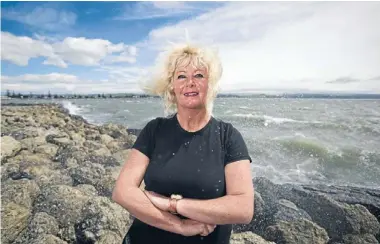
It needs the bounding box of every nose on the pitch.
[185,77,195,87]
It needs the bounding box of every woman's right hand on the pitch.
[179,219,216,237]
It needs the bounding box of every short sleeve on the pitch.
[132,119,157,159]
[224,125,252,166]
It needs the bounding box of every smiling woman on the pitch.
[112,43,254,244]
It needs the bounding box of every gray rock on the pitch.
[95,231,123,244]
[76,196,131,243]
[302,184,380,224]
[265,218,329,244]
[1,202,31,244]
[1,136,22,162]
[2,179,40,209]
[273,199,312,222]
[69,162,106,186]
[99,134,114,145]
[253,177,380,239]
[29,212,60,238]
[54,145,88,167]
[20,136,46,152]
[46,134,72,147]
[75,184,98,196]
[342,234,379,244]
[230,231,275,244]
[84,154,120,167]
[281,187,380,238]
[30,234,68,244]
[112,149,131,165]
[84,140,104,151]
[34,184,90,227]
[1,163,20,181]
[34,144,59,158]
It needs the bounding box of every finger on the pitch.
[206,224,215,234]
[200,224,212,236]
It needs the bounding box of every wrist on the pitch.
[168,194,183,214]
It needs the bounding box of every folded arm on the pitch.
[112,149,183,234]
[176,160,254,225]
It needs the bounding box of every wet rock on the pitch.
[230,231,275,244]
[341,234,379,244]
[75,184,98,196]
[1,163,20,182]
[1,136,22,162]
[99,134,114,145]
[273,199,312,223]
[2,179,40,209]
[29,212,60,238]
[34,144,59,158]
[85,154,120,167]
[76,196,131,243]
[20,136,46,152]
[54,145,88,167]
[112,149,131,165]
[99,123,128,139]
[46,134,72,147]
[69,162,106,186]
[302,184,380,224]
[34,184,90,227]
[30,234,68,244]
[265,218,329,244]
[253,177,380,239]
[84,140,104,151]
[95,231,123,244]
[281,187,380,238]
[1,202,31,244]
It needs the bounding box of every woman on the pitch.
[112,43,254,244]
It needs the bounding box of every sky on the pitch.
[1,1,380,95]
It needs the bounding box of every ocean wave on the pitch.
[230,113,320,126]
[250,137,380,187]
[61,101,82,115]
[275,138,380,169]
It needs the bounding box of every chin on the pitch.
[180,102,205,110]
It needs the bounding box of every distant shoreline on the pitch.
[2,93,380,100]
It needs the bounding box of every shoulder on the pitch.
[142,114,175,131]
[212,117,242,137]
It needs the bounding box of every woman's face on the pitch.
[172,63,209,111]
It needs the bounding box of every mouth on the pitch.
[184,92,199,97]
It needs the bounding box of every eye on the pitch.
[177,75,186,79]
[194,73,204,78]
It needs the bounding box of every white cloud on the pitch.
[115,1,220,21]
[1,32,138,67]
[2,5,77,31]
[0,32,60,66]
[2,73,81,84]
[1,71,145,94]
[139,1,380,93]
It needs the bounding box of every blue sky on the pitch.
[1,1,380,94]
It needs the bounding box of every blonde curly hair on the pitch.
[141,43,223,115]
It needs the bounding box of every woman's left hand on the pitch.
[144,191,170,212]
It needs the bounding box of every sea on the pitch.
[3,97,380,189]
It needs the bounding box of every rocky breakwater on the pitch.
[233,177,380,244]
[1,103,136,244]
[1,103,379,244]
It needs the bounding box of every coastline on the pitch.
[1,103,379,244]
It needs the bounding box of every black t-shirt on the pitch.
[126,114,252,244]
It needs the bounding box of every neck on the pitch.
[176,107,211,132]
